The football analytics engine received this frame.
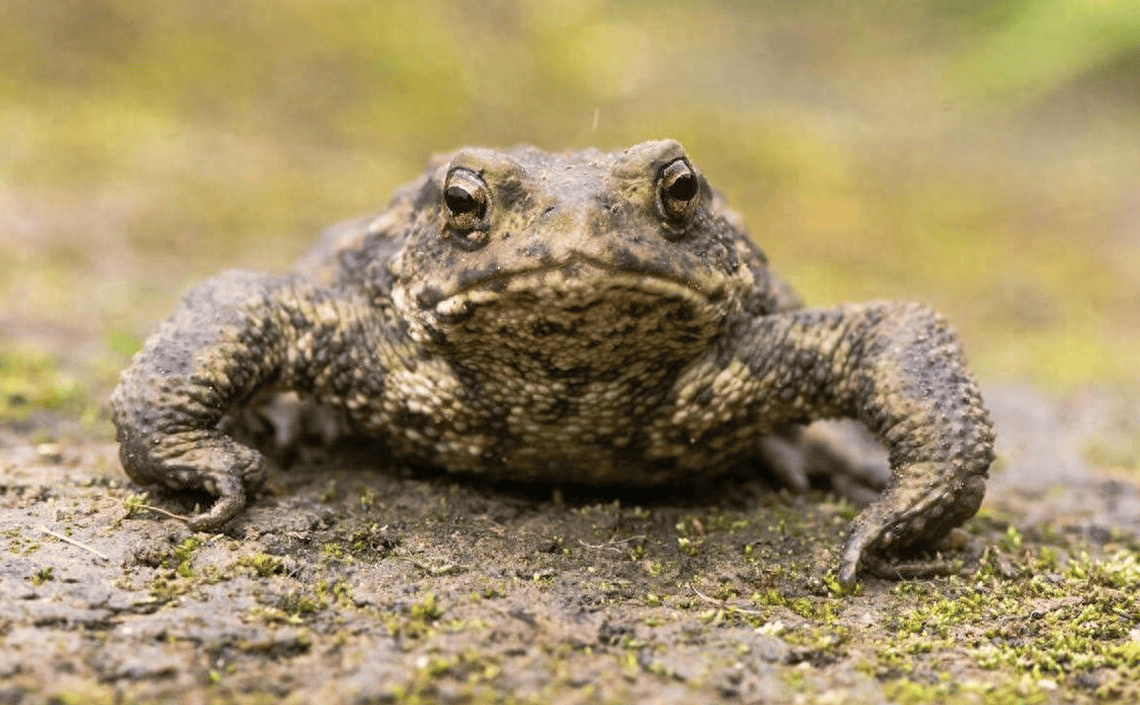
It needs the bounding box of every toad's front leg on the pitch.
[690,301,995,586]
[110,270,374,530]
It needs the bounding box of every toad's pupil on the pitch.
[445,186,482,217]
[666,172,697,202]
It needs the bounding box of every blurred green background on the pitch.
[2,0,1139,426]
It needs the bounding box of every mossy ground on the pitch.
[2,3,1139,703]
[2,388,1139,704]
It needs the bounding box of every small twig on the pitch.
[38,526,109,561]
[135,503,193,523]
[577,535,647,553]
[410,560,463,577]
[691,585,766,616]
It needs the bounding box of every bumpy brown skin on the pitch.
[110,140,994,586]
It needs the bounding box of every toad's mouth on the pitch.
[398,258,738,376]
[420,256,732,323]
[425,268,725,377]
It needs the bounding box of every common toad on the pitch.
[110,140,994,586]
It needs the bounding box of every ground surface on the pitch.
[3,4,1139,703]
[2,386,1139,705]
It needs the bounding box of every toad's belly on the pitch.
[371,398,762,486]
[356,347,763,485]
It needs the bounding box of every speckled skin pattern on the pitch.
[111,140,994,586]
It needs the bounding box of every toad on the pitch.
[110,140,994,586]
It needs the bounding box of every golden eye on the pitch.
[657,158,701,223]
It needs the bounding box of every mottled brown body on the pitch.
[111,140,994,585]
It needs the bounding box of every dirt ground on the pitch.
[2,385,1139,705]
[3,6,1139,704]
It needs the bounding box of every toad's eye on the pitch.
[656,158,701,224]
[442,168,490,238]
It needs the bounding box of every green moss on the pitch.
[279,590,323,616]
[34,684,119,705]
[410,592,443,623]
[6,529,42,556]
[358,486,377,511]
[172,537,202,578]
[329,580,355,608]
[882,677,1057,705]
[29,565,53,585]
[235,553,285,578]
[265,579,355,620]
[871,543,1140,702]
[120,492,150,521]
[143,536,212,600]
[999,525,1023,553]
[675,536,699,556]
[347,522,400,556]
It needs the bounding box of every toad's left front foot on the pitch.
[837,461,987,587]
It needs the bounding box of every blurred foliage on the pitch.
[947,0,1140,103]
[0,346,86,423]
[0,0,1137,393]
